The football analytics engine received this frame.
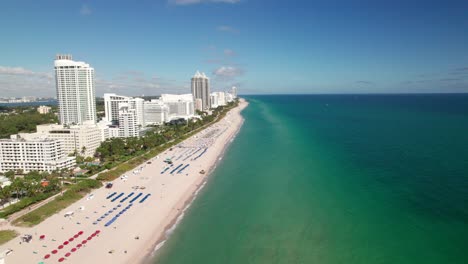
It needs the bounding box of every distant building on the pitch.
[54,54,97,125]
[0,135,76,173]
[231,86,238,98]
[194,98,203,112]
[191,71,210,110]
[144,100,168,125]
[118,103,139,138]
[160,94,194,121]
[210,93,219,108]
[37,105,51,114]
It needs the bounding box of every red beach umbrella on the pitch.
[73,234,79,238]
[95,230,101,234]
[44,254,51,259]
[58,257,65,262]
[63,241,69,245]
[58,245,64,249]
[82,240,87,244]
[39,235,45,240]
[78,231,83,235]
[87,236,92,240]
[68,238,74,242]
[65,252,71,257]
[91,233,97,237]
[76,244,82,248]
[52,250,58,254]
[71,248,77,252]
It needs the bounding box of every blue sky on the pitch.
[0,0,468,96]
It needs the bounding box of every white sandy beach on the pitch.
[0,99,248,264]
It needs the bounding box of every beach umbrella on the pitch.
[68,238,74,242]
[65,252,71,257]
[82,240,87,244]
[77,244,82,248]
[63,241,69,245]
[44,254,50,259]
[87,236,92,240]
[58,257,65,262]
[71,248,76,252]
[95,230,101,234]
[51,250,58,254]
[91,233,97,237]
[78,231,83,235]
[39,235,45,240]
[73,234,79,238]
[58,245,64,249]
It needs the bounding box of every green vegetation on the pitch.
[0,230,18,245]
[12,179,102,227]
[0,106,58,138]
[0,171,62,218]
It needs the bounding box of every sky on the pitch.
[0,0,468,97]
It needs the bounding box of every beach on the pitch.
[0,99,248,264]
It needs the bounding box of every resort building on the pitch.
[33,122,102,157]
[103,93,145,127]
[118,103,139,138]
[191,71,210,110]
[54,54,97,125]
[160,94,195,121]
[37,105,52,114]
[144,100,168,125]
[0,135,76,173]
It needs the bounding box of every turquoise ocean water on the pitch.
[153,94,468,264]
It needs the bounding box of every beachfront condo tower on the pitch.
[54,54,97,125]
[191,71,211,111]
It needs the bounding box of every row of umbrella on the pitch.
[43,230,100,262]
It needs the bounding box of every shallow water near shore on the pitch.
[153,94,468,264]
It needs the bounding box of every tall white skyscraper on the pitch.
[54,54,96,125]
[231,86,238,98]
[191,71,210,110]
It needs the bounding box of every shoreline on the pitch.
[0,99,248,264]
[140,111,246,264]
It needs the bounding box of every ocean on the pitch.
[153,94,468,264]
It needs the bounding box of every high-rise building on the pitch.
[118,103,139,138]
[54,54,96,125]
[191,71,210,110]
[104,93,145,127]
[231,86,238,98]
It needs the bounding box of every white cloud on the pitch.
[213,66,244,78]
[171,0,241,5]
[224,49,236,56]
[216,25,239,33]
[80,4,92,16]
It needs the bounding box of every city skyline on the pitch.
[1,1,468,97]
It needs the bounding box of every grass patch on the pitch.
[12,180,102,227]
[0,230,18,245]
[0,192,57,219]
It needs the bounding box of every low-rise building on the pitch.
[33,121,102,157]
[0,135,75,173]
[37,105,52,114]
